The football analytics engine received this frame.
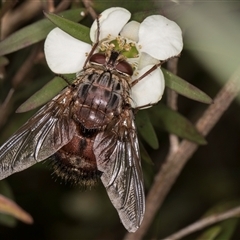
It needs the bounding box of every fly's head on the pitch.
[88,35,140,78]
[89,51,134,77]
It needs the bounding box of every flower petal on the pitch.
[120,21,140,42]
[44,28,92,74]
[131,65,165,108]
[138,15,183,60]
[138,52,159,70]
[90,7,131,42]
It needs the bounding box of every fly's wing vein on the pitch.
[0,89,76,180]
[94,111,145,232]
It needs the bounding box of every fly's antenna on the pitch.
[83,16,101,68]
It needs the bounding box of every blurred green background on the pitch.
[0,1,240,239]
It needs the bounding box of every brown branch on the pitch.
[42,0,72,14]
[124,67,240,240]
[167,58,180,153]
[44,0,55,12]
[164,206,240,240]
[1,0,43,38]
[0,88,15,127]
[0,0,18,20]
[1,88,15,110]
[0,45,41,128]
[55,0,73,13]
[0,0,72,129]
[82,0,97,19]
[11,46,41,88]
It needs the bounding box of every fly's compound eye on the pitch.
[90,53,106,65]
[90,53,133,76]
[116,60,133,76]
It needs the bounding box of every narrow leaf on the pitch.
[16,74,75,113]
[214,219,238,240]
[44,11,91,44]
[0,194,33,224]
[0,8,86,56]
[201,201,240,240]
[139,140,153,165]
[196,226,222,240]
[136,111,159,149]
[149,103,207,145]
[0,181,16,227]
[162,68,212,104]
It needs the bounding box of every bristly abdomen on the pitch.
[51,125,102,187]
[51,153,102,187]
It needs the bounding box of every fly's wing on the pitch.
[93,110,145,232]
[0,89,76,180]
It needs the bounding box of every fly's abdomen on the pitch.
[74,70,124,129]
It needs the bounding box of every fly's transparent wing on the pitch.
[93,110,145,232]
[0,90,76,180]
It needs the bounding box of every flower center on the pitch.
[99,36,139,59]
[98,36,140,72]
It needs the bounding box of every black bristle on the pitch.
[49,156,102,188]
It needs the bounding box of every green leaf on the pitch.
[162,68,212,104]
[214,219,239,240]
[139,140,153,165]
[196,226,222,240]
[136,111,159,149]
[44,11,91,44]
[200,201,240,240]
[197,215,239,240]
[149,103,207,145]
[203,201,240,217]
[0,8,86,56]
[16,74,75,113]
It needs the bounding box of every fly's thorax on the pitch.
[73,66,131,129]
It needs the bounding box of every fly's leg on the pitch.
[130,55,180,87]
[83,17,101,68]
[131,63,161,87]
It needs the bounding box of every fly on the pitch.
[0,14,170,232]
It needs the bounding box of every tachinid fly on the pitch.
[0,47,145,231]
[0,3,184,231]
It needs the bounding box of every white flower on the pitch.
[44,7,183,108]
